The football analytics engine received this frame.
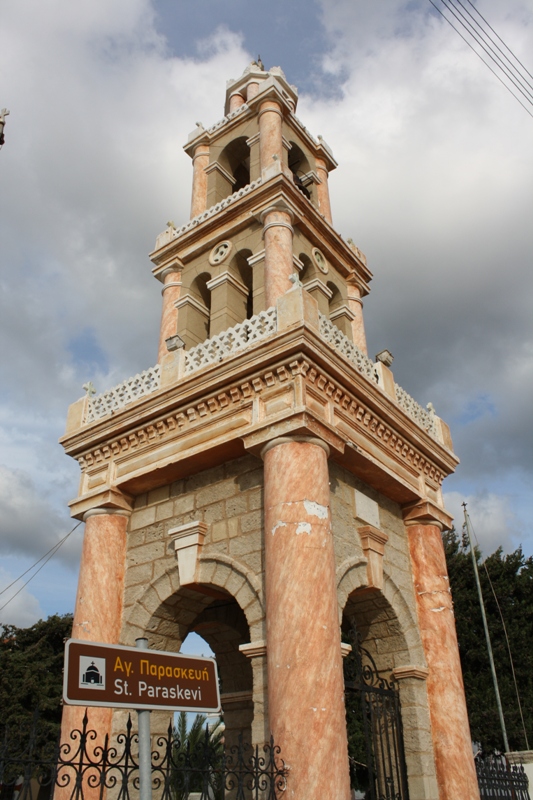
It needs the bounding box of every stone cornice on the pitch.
[151,172,373,293]
[62,321,458,516]
[402,499,454,530]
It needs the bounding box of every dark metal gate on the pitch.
[344,631,410,800]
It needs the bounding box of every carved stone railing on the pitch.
[207,102,249,134]
[394,383,437,437]
[86,365,161,422]
[318,314,438,438]
[157,179,263,247]
[318,314,379,384]
[184,307,277,374]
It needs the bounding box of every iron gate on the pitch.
[344,631,410,800]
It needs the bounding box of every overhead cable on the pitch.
[427,0,533,118]
[0,522,82,616]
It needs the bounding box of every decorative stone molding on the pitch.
[303,279,333,300]
[357,525,389,590]
[340,642,353,658]
[318,313,379,384]
[184,307,277,374]
[206,102,250,135]
[153,179,263,247]
[395,383,437,437]
[301,361,445,485]
[206,270,248,296]
[402,499,453,531]
[220,690,254,706]
[86,365,161,423]
[83,507,131,521]
[330,304,356,324]
[260,435,330,459]
[392,665,429,681]
[76,358,298,472]
[168,520,208,586]
[205,161,236,186]
[239,641,267,659]
[175,294,209,319]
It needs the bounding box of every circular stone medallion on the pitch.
[209,240,233,266]
[311,247,328,274]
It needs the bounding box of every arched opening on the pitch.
[298,252,313,284]
[342,589,411,799]
[327,281,342,315]
[234,249,254,319]
[220,137,251,194]
[289,142,312,201]
[146,582,253,750]
[191,272,212,312]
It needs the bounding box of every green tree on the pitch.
[172,712,224,799]
[443,529,533,753]
[0,613,73,742]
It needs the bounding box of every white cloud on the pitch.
[0,567,44,628]
[444,490,518,555]
[0,465,82,565]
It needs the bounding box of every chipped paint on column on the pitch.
[407,523,480,800]
[263,439,351,800]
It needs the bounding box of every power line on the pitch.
[440,0,533,104]
[463,0,533,83]
[454,0,533,96]
[427,0,533,118]
[0,522,82,616]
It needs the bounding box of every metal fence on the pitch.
[476,755,530,800]
[0,712,287,800]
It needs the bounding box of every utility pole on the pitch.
[463,503,510,753]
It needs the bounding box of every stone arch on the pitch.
[227,248,253,321]
[121,553,264,749]
[219,136,250,193]
[288,141,313,202]
[337,559,424,667]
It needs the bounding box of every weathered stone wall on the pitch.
[117,454,437,797]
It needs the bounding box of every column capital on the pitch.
[83,507,131,522]
[402,499,453,531]
[69,488,133,520]
[239,640,267,659]
[392,665,429,681]
[260,435,330,460]
[260,203,295,227]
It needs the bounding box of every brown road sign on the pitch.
[63,639,220,712]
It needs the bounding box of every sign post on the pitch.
[63,639,220,711]
[63,638,221,799]
[136,638,152,800]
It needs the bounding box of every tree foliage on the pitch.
[0,613,73,740]
[443,529,533,753]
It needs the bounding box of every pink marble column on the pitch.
[405,506,480,800]
[58,508,130,791]
[262,437,351,800]
[346,281,367,353]
[315,156,333,224]
[258,99,283,173]
[229,91,245,112]
[262,208,294,308]
[157,265,182,362]
[247,81,260,102]
[190,142,210,218]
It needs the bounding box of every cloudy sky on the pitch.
[1,0,532,627]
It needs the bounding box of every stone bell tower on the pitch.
[61,63,480,800]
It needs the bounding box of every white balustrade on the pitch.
[184,307,277,374]
[86,365,161,422]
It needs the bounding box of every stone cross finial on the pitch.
[289,273,302,289]
[83,381,96,396]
